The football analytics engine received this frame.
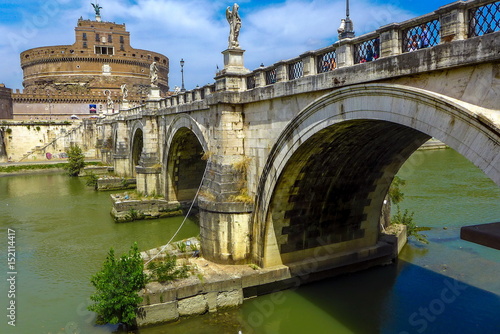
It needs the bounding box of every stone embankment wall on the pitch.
[137,226,407,327]
[0,120,98,162]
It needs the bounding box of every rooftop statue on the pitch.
[91,2,102,16]
[226,3,241,49]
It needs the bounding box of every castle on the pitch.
[1,9,169,120]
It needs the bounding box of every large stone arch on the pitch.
[129,120,144,177]
[163,115,208,202]
[252,83,500,268]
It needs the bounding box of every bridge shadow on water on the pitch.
[281,258,500,334]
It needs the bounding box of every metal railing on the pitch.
[246,75,256,89]
[265,68,277,85]
[402,18,440,53]
[469,1,500,37]
[317,50,337,73]
[288,60,304,80]
[354,37,380,64]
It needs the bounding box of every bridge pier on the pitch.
[136,116,161,196]
[113,119,131,176]
[199,103,254,264]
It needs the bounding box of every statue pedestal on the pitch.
[120,101,130,111]
[221,49,250,75]
[148,87,161,100]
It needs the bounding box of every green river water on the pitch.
[1,148,499,334]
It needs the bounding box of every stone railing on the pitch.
[115,0,498,114]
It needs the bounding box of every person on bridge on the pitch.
[419,24,430,48]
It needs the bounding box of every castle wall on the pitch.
[0,120,98,162]
[0,85,13,119]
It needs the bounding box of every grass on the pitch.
[0,161,102,173]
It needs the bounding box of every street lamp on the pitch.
[180,58,186,92]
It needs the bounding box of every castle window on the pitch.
[95,46,114,55]
[120,44,125,51]
[83,42,87,49]
[82,33,87,41]
[95,33,100,42]
[108,35,112,43]
[120,36,124,43]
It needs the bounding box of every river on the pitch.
[1,148,499,334]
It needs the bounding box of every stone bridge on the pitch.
[98,0,500,274]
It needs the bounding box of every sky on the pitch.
[0,0,454,91]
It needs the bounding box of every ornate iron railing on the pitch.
[354,37,380,64]
[246,75,256,89]
[402,19,440,53]
[469,1,500,37]
[288,60,304,80]
[317,50,337,73]
[265,68,277,85]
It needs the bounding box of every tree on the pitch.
[65,144,85,176]
[88,243,147,328]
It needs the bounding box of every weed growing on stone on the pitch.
[147,255,190,283]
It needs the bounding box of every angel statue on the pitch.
[226,3,241,49]
[150,61,159,87]
[91,2,102,16]
[121,84,129,100]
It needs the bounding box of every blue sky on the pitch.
[0,0,453,91]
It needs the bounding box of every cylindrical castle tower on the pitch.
[20,18,169,103]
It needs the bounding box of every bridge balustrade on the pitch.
[110,0,499,112]
[265,67,277,85]
[401,18,441,53]
[468,1,500,36]
[246,75,256,90]
[316,48,337,73]
[288,59,304,80]
[354,35,381,64]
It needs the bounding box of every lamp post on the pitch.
[180,58,186,92]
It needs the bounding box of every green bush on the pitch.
[392,206,429,244]
[85,172,99,189]
[65,144,85,176]
[88,243,147,328]
[147,254,190,283]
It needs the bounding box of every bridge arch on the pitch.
[252,83,500,268]
[130,120,144,177]
[163,115,208,202]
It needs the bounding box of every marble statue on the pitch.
[226,3,241,49]
[150,61,159,87]
[121,84,128,100]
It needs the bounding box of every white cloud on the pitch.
[0,0,416,91]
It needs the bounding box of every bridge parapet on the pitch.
[112,0,498,117]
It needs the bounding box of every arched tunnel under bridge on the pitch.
[252,84,500,269]
[165,127,207,203]
[263,119,429,266]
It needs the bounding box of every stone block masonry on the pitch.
[136,224,406,327]
[110,193,184,222]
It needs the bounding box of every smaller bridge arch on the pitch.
[252,83,500,268]
[130,120,145,177]
[163,115,209,202]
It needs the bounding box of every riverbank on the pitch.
[0,159,101,176]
